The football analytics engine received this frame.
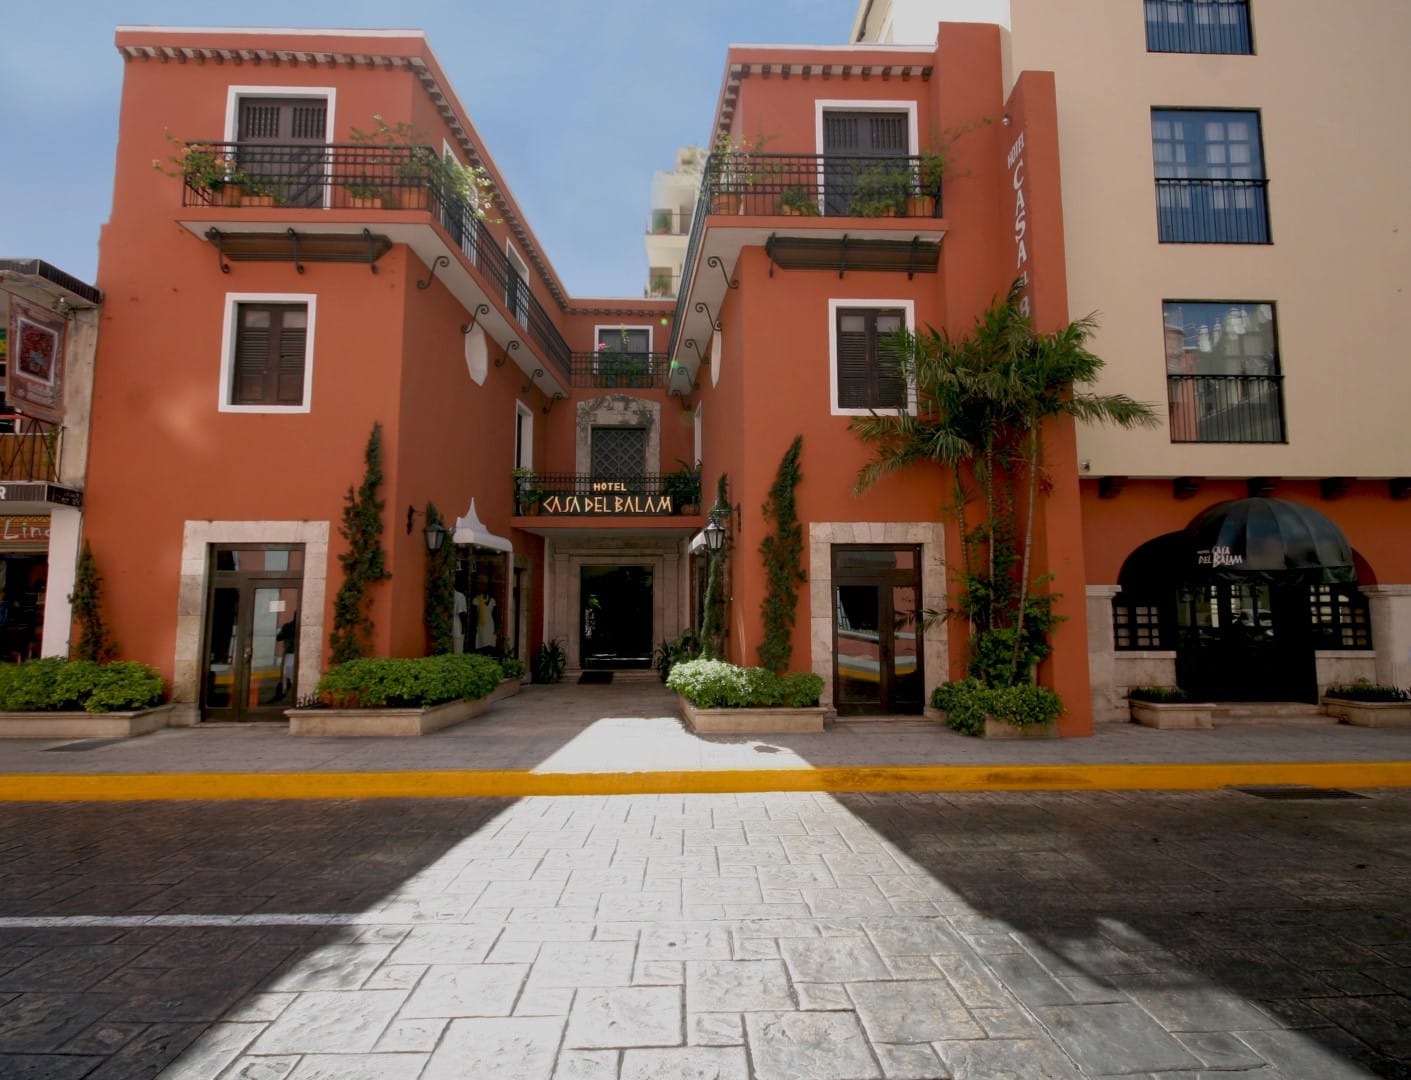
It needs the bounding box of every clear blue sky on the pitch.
[0,0,860,298]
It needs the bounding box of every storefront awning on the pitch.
[452,498,512,553]
[1183,497,1355,583]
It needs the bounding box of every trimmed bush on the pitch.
[667,658,823,709]
[315,654,503,709]
[1128,686,1192,704]
[1325,679,1410,703]
[0,658,165,714]
[499,656,526,681]
[930,679,1062,736]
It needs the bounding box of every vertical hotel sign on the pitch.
[1007,129,1032,318]
[8,297,66,423]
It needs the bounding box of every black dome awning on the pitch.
[1183,497,1356,583]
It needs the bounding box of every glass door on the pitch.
[202,546,303,721]
[832,546,924,715]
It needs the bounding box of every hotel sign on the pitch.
[540,481,674,516]
[0,482,82,508]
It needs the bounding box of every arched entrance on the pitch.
[1115,498,1365,703]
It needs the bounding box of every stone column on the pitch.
[1086,585,1122,724]
[1363,585,1411,689]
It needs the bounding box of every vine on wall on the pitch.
[758,435,805,673]
[423,502,457,655]
[70,542,116,662]
[330,422,392,663]
[700,473,731,660]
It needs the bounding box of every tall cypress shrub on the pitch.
[423,501,457,655]
[69,541,116,662]
[758,435,805,673]
[330,422,392,663]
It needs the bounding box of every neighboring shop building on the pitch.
[854,0,1411,719]
[0,260,102,663]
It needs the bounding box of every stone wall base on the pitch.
[0,703,174,739]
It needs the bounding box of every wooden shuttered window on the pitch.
[233,303,308,407]
[836,308,906,409]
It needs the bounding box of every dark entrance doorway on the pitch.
[1175,581,1317,702]
[580,565,653,669]
[202,545,303,721]
[832,545,924,715]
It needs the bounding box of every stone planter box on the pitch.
[0,703,173,740]
[679,696,827,735]
[286,678,520,737]
[1129,700,1215,729]
[981,716,1058,739]
[1321,697,1411,728]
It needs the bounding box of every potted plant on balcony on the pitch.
[345,176,384,210]
[849,160,911,218]
[710,132,774,215]
[648,274,672,298]
[651,209,673,234]
[778,186,820,216]
[660,460,702,515]
[512,468,545,515]
[158,135,248,206]
[911,150,946,217]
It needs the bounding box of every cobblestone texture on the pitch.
[0,790,1408,1077]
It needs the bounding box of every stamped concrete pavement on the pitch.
[1,788,1409,1078]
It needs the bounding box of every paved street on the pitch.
[1,789,1409,1078]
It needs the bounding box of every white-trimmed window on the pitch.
[225,87,334,211]
[694,403,703,468]
[515,401,534,470]
[219,294,317,413]
[828,299,914,415]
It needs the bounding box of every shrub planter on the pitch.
[1321,697,1411,728]
[0,703,173,740]
[679,696,827,735]
[1129,700,1215,729]
[287,678,518,737]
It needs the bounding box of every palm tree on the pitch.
[853,279,1159,686]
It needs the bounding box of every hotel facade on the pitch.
[76,4,1410,733]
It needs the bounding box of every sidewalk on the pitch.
[2,681,1409,800]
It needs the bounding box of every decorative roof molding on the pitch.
[715,60,932,140]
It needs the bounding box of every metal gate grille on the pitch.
[591,427,646,478]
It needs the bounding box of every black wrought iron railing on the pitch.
[647,209,692,236]
[1167,373,1284,442]
[705,153,942,219]
[1155,178,1269,243]
[569,352,671,389]
[513,472,703,516]
[1145,0,1253,55]
[178,141,572,381]
[0,415,60,483]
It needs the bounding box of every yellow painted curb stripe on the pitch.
[1,761,1410,801]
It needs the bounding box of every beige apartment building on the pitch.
[854,0,1411,717]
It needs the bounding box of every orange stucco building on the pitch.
[79,10,1409,734]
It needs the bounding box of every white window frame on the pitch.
[224,86,336,210]
[814,100,919,156]
[218,292,318,414]
[593,323,654,350]
[694,403,703,468]
[711,328,722,388]
[827,298,916,417]
[515,401,534,471]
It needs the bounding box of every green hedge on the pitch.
[0,658,165,714]
[666,658,824,709]
[316,654,504,708]
[1325,679,1410,703]
[929,679,1062,736]
[1128,686,1192,704]
[500,656,526,680]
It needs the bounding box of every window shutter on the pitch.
[874,311,906,407]
[864,113,908,154]
[290,103,327,142]
[275,309,308,405]
[823,113,860,153]
[836,313,870,409]
[233,308,273,405]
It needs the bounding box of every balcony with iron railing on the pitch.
[569,352,672,390]
[1167,373,1285,442]
[668,151,945,367]
[644,272,680,299]
[177,142,573,383]
[1155,178,1270,243]
[647,209,693,236]
[0,416,61,483]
